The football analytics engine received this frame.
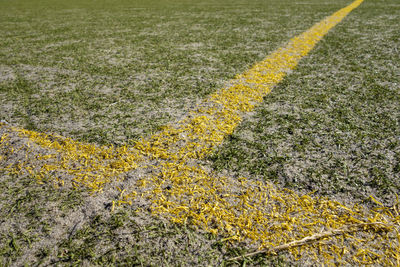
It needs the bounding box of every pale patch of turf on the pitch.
[0,172,84,266]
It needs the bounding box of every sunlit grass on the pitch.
[0,0,349,145]
[1,0,399,265]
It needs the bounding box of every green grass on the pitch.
[1,0,399,265]
[0,0,349,145]
[211,0,400,206]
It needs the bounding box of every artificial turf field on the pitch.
[0,0,399,265]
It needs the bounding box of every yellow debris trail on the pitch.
[137,0,365,163]
[1,0,399,264]
[120,0,399,264]
[0,127,141,191]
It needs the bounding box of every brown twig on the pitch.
[227,222,393,262]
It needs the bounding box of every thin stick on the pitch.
[227,222,392,262]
